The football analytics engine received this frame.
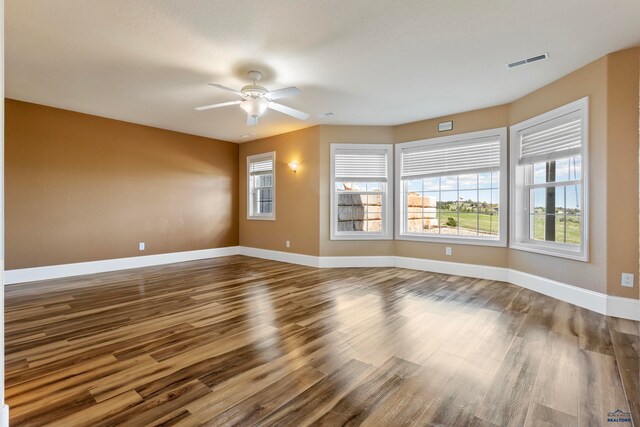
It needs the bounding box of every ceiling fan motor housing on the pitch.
[241,84,268,98]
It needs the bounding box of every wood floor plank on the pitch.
[256,358,373,426]
[530,331,579,416]
[206,365,325,426]
[413,353,502,426]
[474,332,548,426]
[523,402,578,427]
[579,349,633,426]
[361,350,466,426]
[96,379,210,427]
[311,356,420,426]
[610,330,640,426]
[3,255,637,426]
[51,390,143,427]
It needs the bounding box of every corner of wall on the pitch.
[605,46,640,299]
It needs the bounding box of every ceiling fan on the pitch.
[195,70,310,126]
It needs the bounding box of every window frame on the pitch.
[330,143,394,240]
[394,128,508,247]
[247,151,276,221]
[509,97,589,261]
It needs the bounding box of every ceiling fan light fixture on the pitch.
[240,98,269,117]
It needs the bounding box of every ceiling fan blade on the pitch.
[208,83,243,97]
[246,115,258,126]
[268,102,309,120]
[266,86,301,100]
[194,100,241,111]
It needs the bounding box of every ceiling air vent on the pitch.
[506,52,549,69]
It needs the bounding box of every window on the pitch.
[247,152,275,220]
[395,128,507,246]
[510,97,588,261]
[330,144,393,240]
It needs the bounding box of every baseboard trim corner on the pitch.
[606,295,640,321]
[238,247,320,268]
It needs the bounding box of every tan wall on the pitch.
[238,126,320,256]
[605,47,639,299]
[507,56,609,294]
[5,99,239,269]
[393,105,510,268]
[318,125,395,256]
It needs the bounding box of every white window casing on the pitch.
[509,97,589,261]
[330,144,393,240]
[395,128,508,247]
[247,151,276,220]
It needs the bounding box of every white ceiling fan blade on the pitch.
[208,83,243,97]
[246,115,258,126]
[266,86,301,100]
[194,100,241,111]
[268,102,310,120]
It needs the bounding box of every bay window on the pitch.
[395,128,507,246]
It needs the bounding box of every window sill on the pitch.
[330,234,393,241]
[395,233,506,247]
[247,216,276,221]
[510,241,588,262]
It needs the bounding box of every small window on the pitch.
[510,97,588,261]
[330,144,393,240]
[395,128,508,246]
[247,152,275,220]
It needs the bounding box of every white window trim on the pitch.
[394,128,508,247]
[330,143,393,240]
[509,97,589,262]
[247,151,276,221]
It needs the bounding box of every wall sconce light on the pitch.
[288,160,300,173]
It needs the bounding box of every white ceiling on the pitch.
[6,1,640,143]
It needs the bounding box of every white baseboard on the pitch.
[238,247,320,268]
[0,404,8,427]
[4,246,638,321]
[238,248,638,321]
[319,256,395,268]
[395,256,509,282]
[508,269,607,315]
[606,295,640,321]
[5,246,241,284]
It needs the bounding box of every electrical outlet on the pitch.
[621,273,634,288]
[285,240,291,248]
[139,242,145,251]
[445,247,452,256]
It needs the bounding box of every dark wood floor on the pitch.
[5,255,639,426]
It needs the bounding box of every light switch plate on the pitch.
[139,242,145,251]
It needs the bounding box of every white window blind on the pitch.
[400,137,500,180]
[334,149,388,182]
[249,158,273,175]
[518,113,582,164]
